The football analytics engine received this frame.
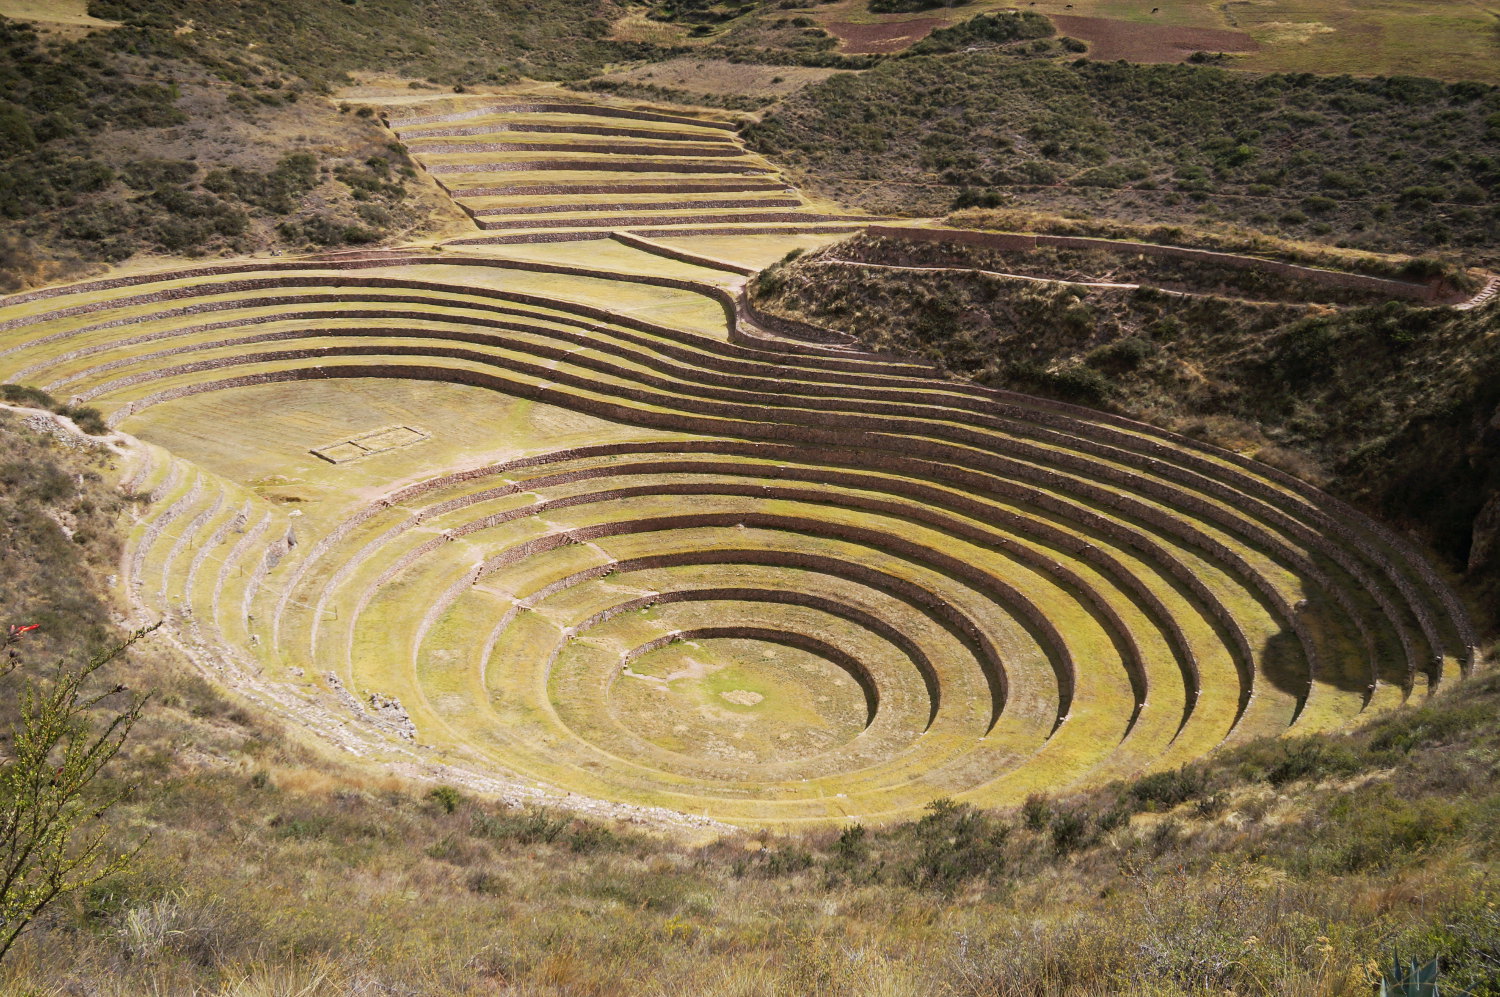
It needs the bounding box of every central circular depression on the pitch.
[608,635,871,764]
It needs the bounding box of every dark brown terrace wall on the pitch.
[101,339,1333,712]
[175,368,1314,728]
[452,538,950,725]
[354,476,1081,730]
[1,266,926,382]
[966,378,1477,657]
[477,212,869,231]
[448,225,867,247]
[516,476,1159,720]
[284,440,1243,727]
[120,444,159,495]
[736,291,857,347]
[864,226,1442,302]
[571,589,926,721]
[507,532,1013,724]
[399,121,741,141]
[425,159,774,176]
[440,231,605,246]
[473,198,802,216]
[83,314,1385,704]
[386,102,738,131]
[23,260,1398,641]
[444,180,787,198]
[43,277,1416,683]
[129,464,190,582]
[1,260,746,336]
[636,225,865,240]
[0,245,1428,665]
[744,279,1475,657]
[544,548,997,701]
[610,233,757,277]
[410,140,744,158]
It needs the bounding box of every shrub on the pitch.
[1049,808,1092,855]
[470,808,570,846]
[58,405,107,436]
[428,785,462,813]
[0,626,152,964]
[895,798,1010,890]
[1021,794,1051,830]
[905,11,1052,56]
[1233,735,1364,788]
[0,385,56,409]
[1089,335,1156,372]
[1127,766,1209,811]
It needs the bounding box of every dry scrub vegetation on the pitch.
[0,18,457,291]
[746,29,1500,258]
[0,410,1497,995]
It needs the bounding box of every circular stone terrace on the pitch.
[0,98,1478,828]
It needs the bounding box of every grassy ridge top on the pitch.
[746,52,1500,257]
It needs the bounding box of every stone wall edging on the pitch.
[387,101,738,132]
[412,140,743,158]
[425,159,773,177]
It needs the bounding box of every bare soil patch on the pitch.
[594,59,844,99]
[826,17,946,54]
[0,0,117,36]
[1051,14,1258,62]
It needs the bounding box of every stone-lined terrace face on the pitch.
[386,99,886,247]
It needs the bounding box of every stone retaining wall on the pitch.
[399,121,738,141]
[298,442,1223,718]
[11,254,1449,680]
[477,211,860,231]
[443,180,784,198]
[425,159,773,176]
[621,625,881,722]
[387,102,737,131]
[474,198,800,217]
[411,140,744,158]
[610,233,757,276]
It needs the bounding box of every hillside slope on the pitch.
[745,44,1500,258]
[0,17,464,291]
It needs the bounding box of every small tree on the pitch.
[0,623,154,963]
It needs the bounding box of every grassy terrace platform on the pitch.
[0,94,1478,824]
[387,98,889,245]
